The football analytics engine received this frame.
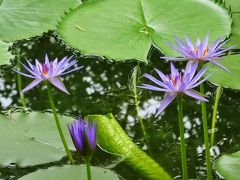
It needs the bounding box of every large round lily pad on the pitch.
[215,151,240,180]
[0,0,81,42]
[19,165,119,180]
[0,112,74,167]
[58,0,231,62]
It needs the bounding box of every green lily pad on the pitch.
[58,0,231,62]
[87,113,171,180]
[227,13,240,46]
[225,0,240,12]
[0,0,81,42]
[19,165,119,180]
[0,40,12,66]
[215,151,240,180]
[205,55,240,89]
[0,112,74,167]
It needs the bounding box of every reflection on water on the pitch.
[0,31,240,179]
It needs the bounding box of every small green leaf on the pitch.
[18,165,119,180]
[0,40,12,66]
[0,0,81,41]
[0,112,74,167]
[204,55,240,89]
[58,0,231,62]
[215,151,240,180]
[87,113,171,180]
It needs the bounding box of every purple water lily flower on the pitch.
[162,33,235,72]
[13,54,83,94]
[138,62,210,116]
[69,118,97,161]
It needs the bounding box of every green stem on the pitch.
[17,59,28,111]
[210,86,222,147]
[200,84,212,180]
[46,85,74,164]
[177,96,188,180]
[132,63,151,151]
[86,161,92,180]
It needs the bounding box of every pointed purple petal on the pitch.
[12,69,36,78]
[208,37,223,54]
[48,77,69,94]
[170,63,179,78]
[189,74,211,89]
[56,56,72,71]
[154,68,169,82]
[211,46,236,57]
[19,62,40,77]
[184,35,194,50]
[45,54,49,64]
[184,90,208,102]
[166,42,190,57]
[161,56,188,61]
[58,66,83,76]
[143,73,170,90]
[69,119,84,152]
[25,59,34,70]
[202,33,209,50]
[21,79,42,93]
[207,59,230,73]
[188,67,208,87]
[85,121,97,150]
[196,38,201,47]
[175,36,187,49]
[156,93,177,117]
[137,84,168,92]
[183,61,198,81]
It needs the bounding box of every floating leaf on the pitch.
[58,0,231,62]
[227,13,240,46]
[0,0,81,41]
[87,113,171,180]
[225,0,240,12]
[0,40,12,66]
[19,165,119,180]
[215,151,240,180]
[205,55,240,89]
[0,112,74,167]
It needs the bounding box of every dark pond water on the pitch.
[0,31,239,179]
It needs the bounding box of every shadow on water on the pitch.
[0,31,240,179]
